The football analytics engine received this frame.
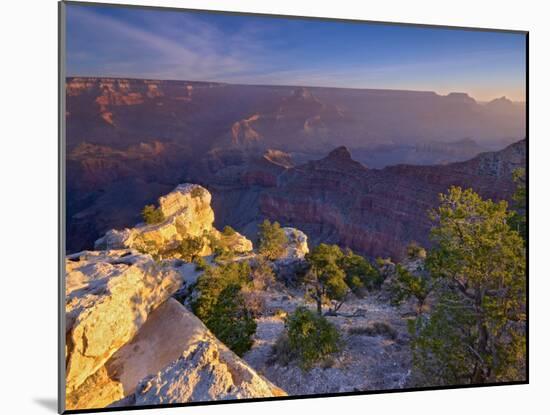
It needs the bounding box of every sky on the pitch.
[65,3,526,102]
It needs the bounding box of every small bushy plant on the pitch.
[222,225,237,236]
[193,256,208,271]
[348,322,397,340]
[406,241,427,260]
[278,306,340,370]
[258,219,288,260]
[390,264,435,315]
[340,248,383,293]
[250,257,276,290]
[191,261,252,323]
[141,204,165,225]
[208,233,237,264]
[205,284,257,356]
[179,236,204,262]
[306,244,381,314]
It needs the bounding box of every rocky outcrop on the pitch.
[94,184,213,250]
[257,141,525,259]
[281,227,309,261]
[66,140,191,253]
[65,252,284,410]
[116,340,285,406]
[110,299,285,407]
[197,140,526,261]
[271,227,310,285]
[66,366,124,410]
[94,184,252,257]
[65,250,182,397]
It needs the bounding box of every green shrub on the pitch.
[390,264,435,315]
[205,284,257,356]
[241,289,267,317]
[250,257,276,290]
[340,249,383,292]
[306,244,381,314]
[508,168,526,243]
[193,256,208,271]
[191,261,252,322]
[208,233,236,264]
[406,241,427,260]
[348,322,397,340]
[141,204,165,225]
[222,225,237,236]
[279,306,340,370]
[213,247,236,264]
[270,332,296,366]
[179,236,204,262]
[258,219,288,260]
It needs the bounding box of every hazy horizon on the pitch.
[66,74,526,104]
[66,4,526,102]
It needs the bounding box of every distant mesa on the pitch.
[445,92,477,105]
[486,96,515,110]
[490,96,512,103]
[326,146,353,161]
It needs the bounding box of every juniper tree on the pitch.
[508,168,526,243]
[257,219,288,260]
[410,186,526,385]
[306,244,381,315]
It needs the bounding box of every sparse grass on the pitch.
[348,321,397,340]
[194,257,208,271]
[271,306,340,370]
[222,225,237,236]
[269,333,296,366]
[273,308,288,319]
[141,204,165,225]
[191,186,206,198]
[242,289,267,317]
[250,257,276,290]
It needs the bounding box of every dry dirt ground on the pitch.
[243,289,413,395]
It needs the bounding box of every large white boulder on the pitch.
[110,300,286,407]
[281,227,309,260]
[65,250,182,395]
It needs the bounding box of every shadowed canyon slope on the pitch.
[66,77,525,255]
[199,140,526,259]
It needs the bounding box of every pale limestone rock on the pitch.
[93,228,138,251]
[110,300,285,407]
[281,227,309,260]
[65,250,182,395]
[94,184,253,257]
[211,229,254,253]
[272,227,309,285]
[66,366,124,410]
[105,299,212,397]
[67,297,285,410]
[158,183,211,218]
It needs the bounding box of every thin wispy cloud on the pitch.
[67,6,264,80]
[66,4,526,101]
